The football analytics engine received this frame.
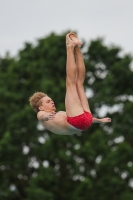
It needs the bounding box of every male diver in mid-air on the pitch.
[29,32,111,135]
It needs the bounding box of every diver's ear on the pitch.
[38,106,44,111]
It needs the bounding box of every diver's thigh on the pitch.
[65,85,84,117]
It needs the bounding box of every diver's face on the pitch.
[39,96,56,112]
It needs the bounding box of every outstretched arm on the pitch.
[92,117,111,123]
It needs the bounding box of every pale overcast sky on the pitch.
[0,0,133,57]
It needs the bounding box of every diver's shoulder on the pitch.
[37,111,47,120]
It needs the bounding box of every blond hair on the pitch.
[29,92,47,112]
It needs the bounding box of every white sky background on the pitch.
[0,0,133,57]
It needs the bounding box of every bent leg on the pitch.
[65,33,84,117]
[75,46,91,113]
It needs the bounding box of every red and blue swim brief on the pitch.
[67,111,93,130]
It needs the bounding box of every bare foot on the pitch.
[69,32,82,47]
[66,32,82,47]
[66,33,76,47]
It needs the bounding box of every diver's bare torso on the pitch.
[37,111,81,135]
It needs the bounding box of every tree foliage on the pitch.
[0,32,133,200]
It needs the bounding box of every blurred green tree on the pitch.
[0,32,133,200]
